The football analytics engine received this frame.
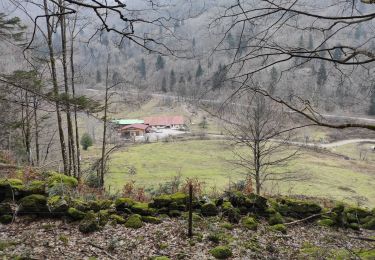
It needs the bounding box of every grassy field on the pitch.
[83,139,375,207]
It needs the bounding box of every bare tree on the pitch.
[212,0,375,131]
[223,92,298,194]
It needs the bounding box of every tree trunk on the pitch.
[100,54,110,187]
[43,0,68,175]
[60,0,76,177]
[33,96,40,166]
[69,14,81,180]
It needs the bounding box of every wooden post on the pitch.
[188,183,193,237]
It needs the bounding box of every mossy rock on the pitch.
[131,202,156,216]
[241,216,257,230]
[168,210,182,218]
[317,218,335,227]
[246,193,268,212]
[153,192,188,209]
[227,191,247,207]
[79,211,100,233]
[88,199,113,212]
[0,202,13,216]
[182,212,203,222]
[275,198,322,218]
[98,210,110,226]
[345,206,372,219]
[109,214,126,224]
[270,224,287,234]
[0,214,12,224]
[201,203,218,217]
[125,214,143,229]
[47,195,69,215]
[71,199,90,212]
[209,245,233,259]
[168,202,185,211]
[330,204,348,227]
[47,173,78,188]
[18,194,48,216]
[221,201,233,211]
[26,180,46,195]
[142,216,162,224]
[0,178,25,201]
[67,207,86,220]
[226,207,241,224]
[114,197,134,211]
[268,212,284,225]
[362,217,375,230]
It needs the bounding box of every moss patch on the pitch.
[125,214,143,229]
[209,245,232,259]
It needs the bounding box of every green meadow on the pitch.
[81,139,375,207]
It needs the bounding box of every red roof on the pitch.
[120,124,150,131]
[144,116,184,126]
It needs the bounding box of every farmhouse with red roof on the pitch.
[144,115,186,129]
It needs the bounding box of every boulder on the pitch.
[18,194,48,216]
[88,199,113,212]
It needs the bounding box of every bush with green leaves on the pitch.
[80,133,93,150]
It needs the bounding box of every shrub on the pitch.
[80,133,93,150]
[209,246,233,259]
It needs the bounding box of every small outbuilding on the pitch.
[119,124,151,138]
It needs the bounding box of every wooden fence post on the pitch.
[188,183,193,237]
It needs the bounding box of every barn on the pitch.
[144,115,186,129]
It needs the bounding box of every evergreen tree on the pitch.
[138,58,146,79]
[155,55,165,71]
[308,33,314,49]
[0,13,25,41]
[169,69,176,90]
[80,133,93,150]
[317,61,327,87]
[161,76,167,93]
[212,64,227,90]
[196,63,204,78]
[96,70,102,83]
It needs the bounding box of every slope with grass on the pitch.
[98,140,375,207]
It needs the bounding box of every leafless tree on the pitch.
[212,0,375,131]
[223,92,298,194]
